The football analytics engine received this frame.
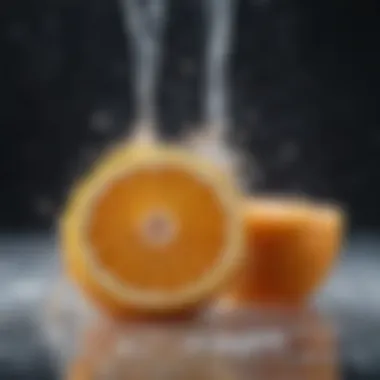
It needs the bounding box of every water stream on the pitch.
[119,0,242,181]
[118,0,168,142]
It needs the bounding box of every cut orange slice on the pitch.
[222,196,345,306]
[60,142,245,317]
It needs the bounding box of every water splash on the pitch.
[203,0,234,136]
[119,0,250,186]
[118,0,168,143]
[183,0,247,184]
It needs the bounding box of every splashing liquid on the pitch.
[182,0,247,186]
[119,0,168,143]
[119,0,247,186]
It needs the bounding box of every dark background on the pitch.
[1,2,380,379]
[1,0,379,231]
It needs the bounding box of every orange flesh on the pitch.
[87,167,226,292]
[225,197,345,305]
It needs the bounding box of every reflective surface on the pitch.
[64,308,338,380]
[0,233,380,379]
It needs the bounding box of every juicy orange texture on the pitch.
[61,142,245,318]
[223,196,345,306]
[89,167,225,292]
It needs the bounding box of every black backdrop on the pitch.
[1,0,379,231]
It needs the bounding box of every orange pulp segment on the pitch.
[61,142,245,317]
[223,196,345,306]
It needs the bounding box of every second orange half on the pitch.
[222,196,346,306]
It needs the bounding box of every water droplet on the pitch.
[89,110,114,134]
[34,197,55,217]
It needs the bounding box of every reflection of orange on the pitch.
[223,196,345,306]
[66,309,338,380]
[65,319,233,380]
[60,143,245,318]
[65,321,115,380]
[246,309,339,380]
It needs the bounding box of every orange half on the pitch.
[223,196,345,306]
[61,142,245,317]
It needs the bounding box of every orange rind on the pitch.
[60,142,245,317]
[223,196,345,306]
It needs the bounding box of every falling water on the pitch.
[203,0,234,137]
[183,0,244,182]
[118,0,247,183]
[118,0,168,143]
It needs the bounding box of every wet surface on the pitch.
[0,232,380,379]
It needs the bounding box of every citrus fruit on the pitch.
[222,196,345,306]
[60,142,245,317]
